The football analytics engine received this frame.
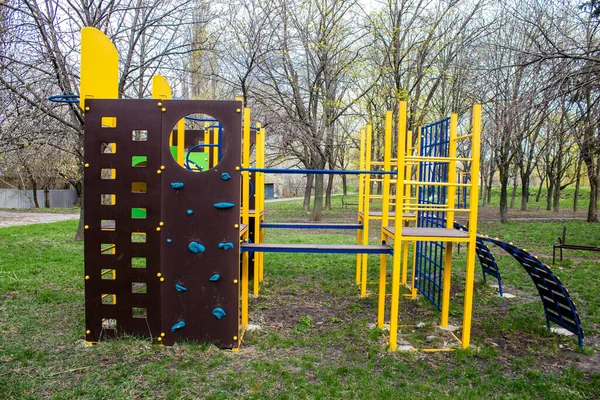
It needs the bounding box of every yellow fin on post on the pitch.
[80,27,118,110]
[152,75,172,100]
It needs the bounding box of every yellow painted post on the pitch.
[80,27,118,110]
[212,127,219,168]
[177,120,185,166]
[461,104,482,349]
[441,114,458,327]
[356,128,366,285]
[253,123,263,295]
[241,108,251,328]
[389,101,407,351]
[361,124,373,297]
[378,111,393,328]
[152,75,173,152]
[258,126,266,283]
[410,129,421,297]
[441,242,453,327]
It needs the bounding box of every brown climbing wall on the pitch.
[83,99,242,347]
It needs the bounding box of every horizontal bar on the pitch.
[261,223,363,230]
[403,181,472,187]
[240,243,393,254]
[455,134,473,141]
[405,156,471,162]
[243,168,397,175]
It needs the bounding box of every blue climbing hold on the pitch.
[213,202,235,209]
[218,242,234,251]
[170,182,184,189]
[171,320,186,332]
[188,241,206,254]
[221,172,231,181]
[166,238,173,243]
[186,209,194,215]
[209,274,221,282]
[175,283,187,292]
[212,307,226,320]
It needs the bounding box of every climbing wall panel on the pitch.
[414,118,450,310]
[84,99,162,342]
[159,101,241,347]
[84,99,242,347]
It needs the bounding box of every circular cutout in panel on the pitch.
[169,113,224,172]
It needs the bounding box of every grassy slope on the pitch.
[0,196,599,398]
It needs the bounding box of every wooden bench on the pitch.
[553,226,600,264]
[341,196,358,208]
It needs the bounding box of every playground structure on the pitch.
[77,27,584,351]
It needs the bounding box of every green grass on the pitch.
[1,201,599,398]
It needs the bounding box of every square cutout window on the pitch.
[101,220,116,229]
[132,308,147,319]
[101,269,116,280]
[132,257,146,269]
[101,142,116,153]
[131,208,147,219]
[101,293,116,305]
[131,232,146,243]
[101,168,116,179]
[132,130,148,141]
[132,182,147,193]
[101,117,117,128]
[101,243,116,254]
[101,194,116,205]
[132,282,147,294]
[132,156,147,167]
[102,319,117,329]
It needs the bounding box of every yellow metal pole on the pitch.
[378,111,393,328]
[253,123,263,296]
[177,119,185,166]
[440,242,453,327]
[212,127,219,168]
[361,124,373,297]
[258,126,266,283]
[461,104,481,349]
[356,128,366,285]
[241,108,251,327]
[390,101,407,351]
[441,114,458,327]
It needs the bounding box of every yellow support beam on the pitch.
[360,124,373,297]
[461,104,482,349]
[389,101,407,351]
[378,111,392,328]
[241,108,251,328]
[356,128,366,286]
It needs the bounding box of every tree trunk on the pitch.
[342,175,347,196]
[584,156,599,222]
[520,176,529,211]
[546,180,553,211]
[553,149,563,213]
[486,170,493,206]
[303,175,313,212]
[535,175,544,203]
[325,173,334,210]
[573,158,581,213]
[312,174,324,221]
[499,166,509,223]
[44,188,50,208]
[31,177,40,209]
[510,173,517,209]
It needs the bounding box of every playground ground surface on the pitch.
[1,190,599,398]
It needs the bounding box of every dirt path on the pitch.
[0,211,79,228]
